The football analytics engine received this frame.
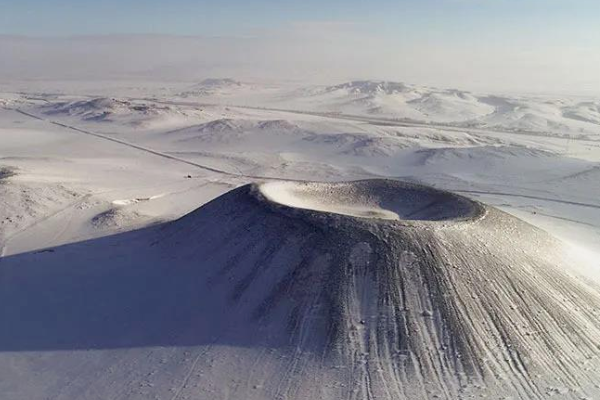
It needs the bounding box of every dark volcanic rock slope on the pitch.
[161,179,600,399]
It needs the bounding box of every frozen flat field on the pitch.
[1,79,599,399]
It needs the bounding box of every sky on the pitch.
[0,0,599,95]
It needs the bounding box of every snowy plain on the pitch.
[1,78,599,399]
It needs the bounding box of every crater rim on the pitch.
[256,179,485,224]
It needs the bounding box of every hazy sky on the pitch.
[1,0,599,40]
[1,0,599,95]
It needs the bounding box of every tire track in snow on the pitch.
[168,345,213,400]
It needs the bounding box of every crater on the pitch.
[258,179,483,222]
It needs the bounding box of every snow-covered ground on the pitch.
[1,79,599,399]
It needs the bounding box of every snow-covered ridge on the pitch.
[197,78,243,88]
[182,118,300,133]
[324,80,415,95]
[319,82,600,133]
[43,97,186,121]
[178,78,247,97]
[414,145,557,164]
[562,101,600,125]
[167,118,304,146]
[37,96,206,130]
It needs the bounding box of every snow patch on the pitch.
[111,194,165,206]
